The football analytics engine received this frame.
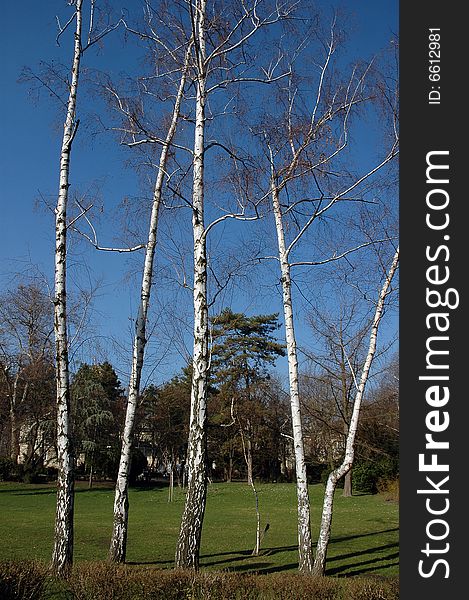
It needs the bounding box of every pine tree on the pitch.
[210,309,285,390]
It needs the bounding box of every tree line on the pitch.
[0,288,397,489]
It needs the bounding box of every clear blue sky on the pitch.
[0,1,398,388]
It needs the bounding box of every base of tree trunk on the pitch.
[342,471,352,497]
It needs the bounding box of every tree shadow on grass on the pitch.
[127,548,291,568]
[213,531,398,575]
[128,528,399,574]
[226,561,275,573]
[5,486,57,496]
[256,540,399,576]
[328,527,398,545]
[327,552,399,576]
[329,559,400,577]
[201,550,282,569]
[325,541,399,577]
[256,538,399,576]
[328,541,398,564]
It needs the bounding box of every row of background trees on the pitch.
[0,284,398,495]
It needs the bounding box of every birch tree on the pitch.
[174,0,209,569]
[254,20,399,571]
[51,0,84,576]
[171,0,294,569]
[65,0,285,566]
[152,0,291,569]
[108,42,192,565]
[48,0,123,575]
[312,246,399,576]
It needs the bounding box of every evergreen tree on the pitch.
[209,309,285,484]
[210,309,285,390]
[71,362,123,485]
[138,374,191,480]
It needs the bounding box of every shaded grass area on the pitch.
[0,481,398,577]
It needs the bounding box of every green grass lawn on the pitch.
[0,481,398,577]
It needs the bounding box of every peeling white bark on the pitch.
[340,342,353,498]
[246,434,253,486]
[312,247,399,576]
[175,0,209,570]
[271,185,313,573]
[109,49,190,563]
[51,0,83,578]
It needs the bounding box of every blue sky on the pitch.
[0,1,398,387]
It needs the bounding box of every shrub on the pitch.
[353,458,398,495]
[0,561,47,600]
[0,562,400,600]
[0,457,15,481]
[256,573,341,600]
[352,463,380,494]
[377,478,399,502]
[12,465,51,485]
[345,576,399,600]
[45,466,58,481]
[70,563,196,600]
[67,565,399,600]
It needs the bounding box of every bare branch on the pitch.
[82,17,124,53]
[290,238,397,267]
[285,145,398,257]
[87,0,95,46]
[206,68,291,94]
[56,11,78,46]
[71,200,145,253]
[67,202,93,229]
[309,15,336,132]
[203,210,260,240]
[204,140,251,166]
[208,1,298,63]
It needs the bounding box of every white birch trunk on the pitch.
[271,186,313,573]
[312,247,399,576]
[108,52,189,563]
[246,432,253,485]
[51,0,83,577]
[252,483,261,556]
[175,1,209,570]
[340,351,353,498]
